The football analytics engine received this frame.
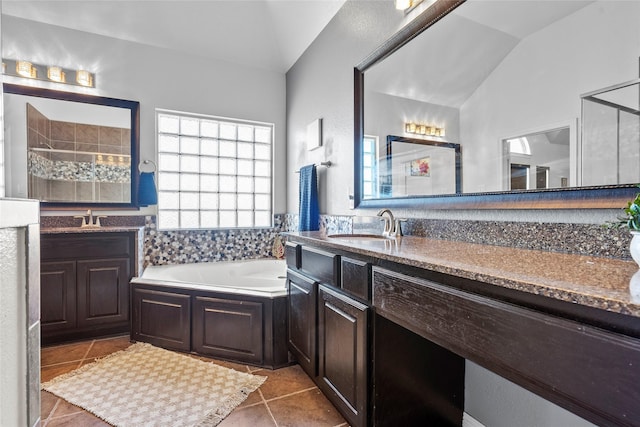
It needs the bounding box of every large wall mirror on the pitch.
[355,0,640,209]
[4,83,140,209]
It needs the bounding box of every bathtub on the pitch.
[131,258,288,297]
[130,258,290,369]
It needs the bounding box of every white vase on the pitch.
[630,271,640,303]
[630,231,640,268]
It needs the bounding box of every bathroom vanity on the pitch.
[39,227,143,344]
[285,232,640,427]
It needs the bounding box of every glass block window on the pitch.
[156,110,273,230]
[362,135,378,199]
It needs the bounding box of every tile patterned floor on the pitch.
[40,335,348,427]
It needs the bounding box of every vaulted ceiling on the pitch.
[1,0,347,73]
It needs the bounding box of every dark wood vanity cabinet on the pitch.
[40,232,136,344]
[372,266,640,427]
[40,260,77,334]
[318,284,369,427]
[286,243,371,427]
[287,269,318,377]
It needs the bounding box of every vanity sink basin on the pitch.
[327,233,391,240]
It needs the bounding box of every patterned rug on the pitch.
[42,342,266,427]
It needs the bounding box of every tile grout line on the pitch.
[258,388,279,427]
[263,385,319,403]
[79,339,97,367]
[43,396,62,424]
[41,359,86,369]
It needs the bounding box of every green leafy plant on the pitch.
[610,186,640,231]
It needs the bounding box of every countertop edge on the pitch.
[285,232,640,319]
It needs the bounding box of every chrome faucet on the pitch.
[377,209,397,237]
[74,209,107,228]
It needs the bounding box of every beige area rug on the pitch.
[42,342,266,427]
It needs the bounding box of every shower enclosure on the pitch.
[581,78,640,186]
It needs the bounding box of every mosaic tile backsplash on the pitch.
[41,213,633,271]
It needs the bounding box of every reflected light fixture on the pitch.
[16,60,36,78]
[76,69,93,87]
[405,121,445,137]
[395,0,412,10]
[395,0,423,12]
[3,58,95,88]
[47,66,65,83]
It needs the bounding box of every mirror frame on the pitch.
[354,0,637,209]
[4,83,141,210]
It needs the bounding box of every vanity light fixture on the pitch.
[394,0,412,10]
[2,58,95,88]
[47,66,65,83]
[405,121,445,137]
[75,69,93,87]
[394,0,423,13]
[16,60,36,78]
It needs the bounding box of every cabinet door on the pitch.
[40,261,76,333]
[193,296,264,365]
[318,284,369,427]
[131,287,191,351]
[76,258,130,328]
[287,269,318,377]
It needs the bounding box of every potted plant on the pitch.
[610,187,640,267]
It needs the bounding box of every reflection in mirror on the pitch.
[382,135,461,197]
[356,0,640,208]
[3,84,140,209]
[581,79,640,186]
[503,126,571,191]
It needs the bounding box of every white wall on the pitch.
[286,1,405,216]
[459,1,640,193]
[2,15,287,215]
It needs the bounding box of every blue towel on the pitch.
[138,172,158,206]
[299,164,319,231]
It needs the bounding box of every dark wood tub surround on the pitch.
[130,283,289,370]
[285,232,640,427]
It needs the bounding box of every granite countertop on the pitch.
[41,226,144,234]
[287,231,640,318]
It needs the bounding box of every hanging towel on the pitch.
[298,164,319,231]
[138,172,158,206]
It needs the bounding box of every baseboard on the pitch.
[463,412,486,427]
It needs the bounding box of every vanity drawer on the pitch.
[285,242,300,270]
[341,257,371,302]
[372,266,640,427]
[300,246,339,286]
[41,233,134,260]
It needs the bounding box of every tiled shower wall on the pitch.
[27,103,131,203]
[42,213,632,269]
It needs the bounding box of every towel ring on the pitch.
[139,159,157,173]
